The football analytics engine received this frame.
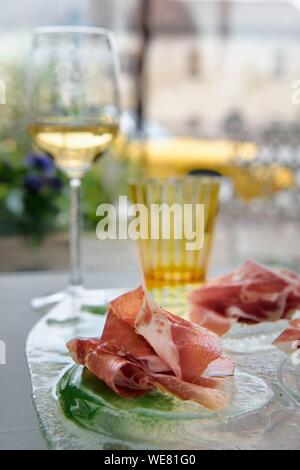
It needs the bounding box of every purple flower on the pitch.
[24,175,44,192]
[25,154,54,176]
[48,177,63,191]
[24,154,63,193]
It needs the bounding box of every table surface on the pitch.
[0,270,141,450]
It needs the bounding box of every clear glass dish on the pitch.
[222,320,289,354]
[26,289,300,450]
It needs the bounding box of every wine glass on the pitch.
[26,26,121,309]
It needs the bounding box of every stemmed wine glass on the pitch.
[26,27,121,309]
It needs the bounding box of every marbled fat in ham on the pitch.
[189,261,300,336]
[67,286,235,411]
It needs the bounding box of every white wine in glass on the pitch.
[28,120,119,178]
[26,27,121,309]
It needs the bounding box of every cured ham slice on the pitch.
[67,286,235,411]
[85,351,153,398]
[153,375,228,411]
[100,311,170,374]
[273,319,300,353]
[67,337,100,365]
[67,337,152,397]
[110,286,224,383]
[190,306,234,337]
[68,336,228,411]
[189,261,300,336]
[203,356,236,378]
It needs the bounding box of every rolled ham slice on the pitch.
[189,261,300,336]
[68,336,229,411]
[67,286,235,411]
[110,286,224,383]
[85,351,153,398]
[190,306,234,337]
[153,374,228,411]
[67,336,153,398]
[100,311,170,374]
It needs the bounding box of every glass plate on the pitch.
[222,321,289,354]
[26,289,300,450]
[279,357,300,405]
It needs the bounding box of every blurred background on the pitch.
[1,0,300,275]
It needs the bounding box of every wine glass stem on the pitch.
[70,178,83,288]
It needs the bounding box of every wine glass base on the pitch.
[30,285,128,315]
[31,285,87,312]
[31,291,66,311]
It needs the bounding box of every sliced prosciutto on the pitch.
[273,319,300,354]
[153,375,229,411]
[189,261,300,336]
[204,356,235,378]
[67,287,235,411]
[190,306,235,337]
[100,311,170,374]
[67,333,154,398]
[68,336,228,409]
[110,286,224,383]
[84,351,153,398]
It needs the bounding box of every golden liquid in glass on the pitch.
[130,178,220,288]
[28,121,119,178]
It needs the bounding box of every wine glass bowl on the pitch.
[27,26,120,178]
